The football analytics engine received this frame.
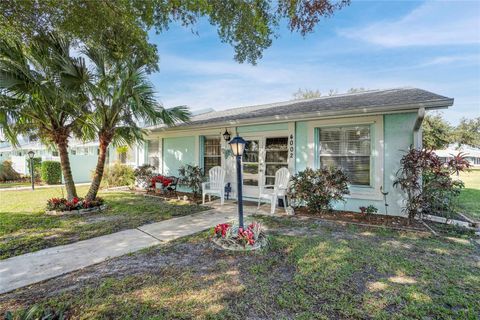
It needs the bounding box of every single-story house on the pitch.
[141,87,454,216]
[435,144,480,167]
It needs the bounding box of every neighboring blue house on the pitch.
[142,88,453,216]
[0,139,141,183]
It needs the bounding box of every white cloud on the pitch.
[339,2,480,47]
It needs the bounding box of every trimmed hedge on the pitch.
[41,161,62,184]
[27,157,42,180]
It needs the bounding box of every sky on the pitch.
[148,0,480,125]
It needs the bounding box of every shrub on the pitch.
[359,205,378,215]
[393,147,470,222]
[27,157,42,180]
[41,161,62,184]
[288,167,350,212]
[46,196,104,211]
[0,160,21,181]
[102,162,135,188]
[133,164,156,189]
[178,164,204,197]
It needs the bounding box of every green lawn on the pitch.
[2,216,479,319]
[0,185,205,259]
[458,169,480,221]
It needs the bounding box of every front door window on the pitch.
[264,137,289,185]
[242,140,260,186]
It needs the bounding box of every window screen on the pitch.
[203,137,221,174]
[319,125,371,186]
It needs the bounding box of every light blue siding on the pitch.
[163,136,197,176]
[295,121,309,172]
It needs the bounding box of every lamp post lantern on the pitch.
[228,136,246,228]
[27,150,35,190]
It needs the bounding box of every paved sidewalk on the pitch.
[0,182,90,192]
[0,203,262,294]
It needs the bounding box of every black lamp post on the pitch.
[228,136,246,228]
[27,150,35,190]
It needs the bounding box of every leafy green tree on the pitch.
[0,33,89,199]
[422,113,453,150]
[454,117,480,148]
[293,88,322,100]
[1,0,350,71]
[82,47,191,201]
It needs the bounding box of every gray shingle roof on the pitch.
[156,87,453,130]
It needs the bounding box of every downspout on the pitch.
[413,107,425,149]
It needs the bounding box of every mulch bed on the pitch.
[294,207,426,231]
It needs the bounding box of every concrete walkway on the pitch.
[0,182,90,192]
[0,202,268,294]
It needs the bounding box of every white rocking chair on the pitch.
[257,167,291,214]
[202,166,226,206]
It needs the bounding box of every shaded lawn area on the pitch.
[2,216,478,319]
[0,185,206,260]
[458,169,480,221]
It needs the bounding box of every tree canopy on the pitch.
[1,0,350,72]
[422,113,480,150]
[422,113,453,150]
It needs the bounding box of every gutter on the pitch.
[413,107,426,149]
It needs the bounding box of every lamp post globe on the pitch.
[228,136,246,228]
[27,150,35,190]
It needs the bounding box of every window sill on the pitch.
[346,186,383,201]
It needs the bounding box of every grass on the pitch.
[0,185,205,259]
[2,216,479,319]
[457,169,480,221]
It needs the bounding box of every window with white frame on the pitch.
[203,137,221,174]
[318,125,371,186]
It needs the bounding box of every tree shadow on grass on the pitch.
[1,224,479,319]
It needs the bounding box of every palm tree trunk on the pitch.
[86,136,109,201]
[57,139,78,200]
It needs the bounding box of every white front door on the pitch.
[241,136,290,199]
[242,138,263,198]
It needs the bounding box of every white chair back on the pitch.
[209,166,226,190]
[274,167,290,191]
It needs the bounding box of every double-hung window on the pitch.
[318,125,371,186]
[203,137,221,174]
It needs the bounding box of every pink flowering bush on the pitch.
[212,221,264,249]
[46,197,104,211]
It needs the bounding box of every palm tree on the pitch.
[0,33,89,199]
[83,48,190,201]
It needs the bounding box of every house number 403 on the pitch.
[289,134,294,158]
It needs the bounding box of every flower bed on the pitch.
[45,197,106,215]
[293,207,426,230]
[212,221,267,251]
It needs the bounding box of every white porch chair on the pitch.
[202,166,226,205]
[257,167,291,214]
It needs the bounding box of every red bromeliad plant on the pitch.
[150,175,173,188]
[46,197,104,211]
[212,222,264,248]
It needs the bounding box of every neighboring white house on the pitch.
[434,144,480,167]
